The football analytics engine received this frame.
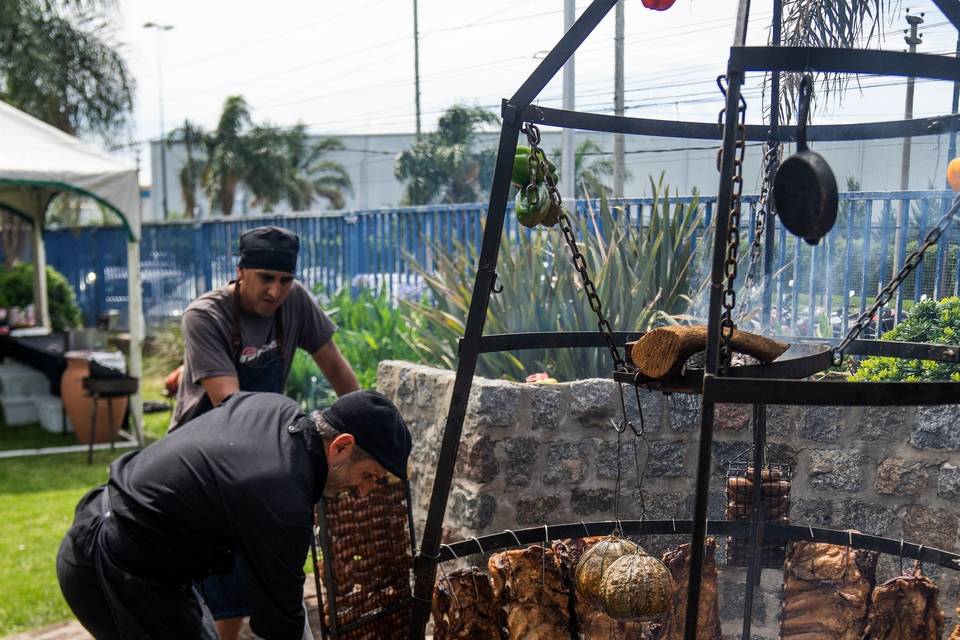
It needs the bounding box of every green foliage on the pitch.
[0,1,134,138]
[852,296,960,382]
[143,322,183,374]
[399,176,703,381]
[285,286,428,408]
[394,104,499,205]
[551,138,631,199]
[0,263,81,331]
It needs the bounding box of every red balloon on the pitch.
[641,0,676,10]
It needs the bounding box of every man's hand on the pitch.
[312,341,360,396]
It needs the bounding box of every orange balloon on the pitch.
[948,157,960,192]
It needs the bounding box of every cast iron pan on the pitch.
[773,75,838,245]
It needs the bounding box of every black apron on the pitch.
[176,284,286,429]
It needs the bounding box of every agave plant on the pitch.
[399,176,705,381]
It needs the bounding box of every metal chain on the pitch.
[717,76,748,374]
[834,194,960,363]
[521,122,626,371]
[739,142,780,318]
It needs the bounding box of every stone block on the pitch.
[765,404,794,437]
[645,440,686,478]
[875,458,929,496]
[454,435,499,484]
[516,495,562,525]
[543,440,590,484]
[531,386,565,431]
[792,497,834,528]
[900,505,958,551]
[638,492,685,520]
[911,406,960,451]
[858,406,911,441]
[568,379,617,427]
[715,403,752,432]
[683,488,726,520]
[415,367,452,410]
[596,438,636,480]
[626,387,663,433]
[712,439,752,479]
[838,499,895,536]
[938,463,960,499]
[808,449,864,492]
[501,437,538,487]
[466,378,522,428]
[669,394,701,433]
[719,580,766,624]
[571,487,615,516]
[450,488,497,532]
[798,406,844,443]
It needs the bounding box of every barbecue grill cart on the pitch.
[403,2,960,639]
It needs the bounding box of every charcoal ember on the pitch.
[552,537,649,639]
[433,566,505,640]
[654,538,721,640]
[862,569,944,640]
[780,540,878,640]
[950,618,960,640]
[488,546,571,640]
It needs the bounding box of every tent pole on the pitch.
[127,239,145,447]
[31,219,50,329]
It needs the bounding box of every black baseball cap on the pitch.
[322,390,412,480]
[238,226,299,273]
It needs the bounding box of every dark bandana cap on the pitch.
[322,390,412,480]
[238,226,299,273]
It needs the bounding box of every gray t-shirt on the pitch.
[170,280,336,429]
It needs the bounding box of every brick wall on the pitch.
[377,360,960,638]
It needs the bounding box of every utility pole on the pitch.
[613,0,625,198]
[894,10,922,312]
[144,22,173,221]
[413,0,422,140]
[562,0,576,204]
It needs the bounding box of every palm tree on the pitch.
[202,96,252,216]
[168,120,207,219]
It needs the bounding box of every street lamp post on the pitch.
[144,21,173,221]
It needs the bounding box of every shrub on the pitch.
[851,296,960,382]
[398,177,704,381]
[0,263,82,331]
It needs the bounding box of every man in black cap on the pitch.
[57,390,411,640]
[169,225,361,637]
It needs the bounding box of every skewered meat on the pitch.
[432,566,505,640]
[553,537,648,639]
[655,538,722,640]
[780,540,877,640]
[862,568,944,640]
[489,546,571,640]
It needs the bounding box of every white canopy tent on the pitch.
[0,100,144,446]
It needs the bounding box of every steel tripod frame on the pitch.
[410,0,960,637]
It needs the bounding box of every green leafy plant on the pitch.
[142,322,184,376]
[852,296,960,382]
[399,176,704,381]
[0,263,81,331]
[285,286,430,407]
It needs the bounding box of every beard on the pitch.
[322,459,353,498]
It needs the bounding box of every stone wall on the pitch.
[377,360,960,639]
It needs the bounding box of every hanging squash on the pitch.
[948,157,960,192]
[641,0,677,11]
[599,548,673,621]
[574,536,638,604]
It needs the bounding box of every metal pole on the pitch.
[947,35,960,184]
[144,22,173,221]
[762,0,783,330]
[686,2,752,639]
[895,10,923,317]
[413,0,422,140]
[613,0,625,198]
[741,404,767,640]
[562,0,577,203]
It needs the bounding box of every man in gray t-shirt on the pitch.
[169,225,359,640]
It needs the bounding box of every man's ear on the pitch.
[327,433,356,464]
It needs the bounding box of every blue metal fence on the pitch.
[43,191,960,337]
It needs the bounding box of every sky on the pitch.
[111,0,960,185]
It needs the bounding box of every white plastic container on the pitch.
[33,395,73,434]
[1,394,38,426]
[0,368,48,397]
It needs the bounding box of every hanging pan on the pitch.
[773,75,838,245]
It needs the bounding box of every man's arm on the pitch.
[311,340,360,396]
[200,375,240,407]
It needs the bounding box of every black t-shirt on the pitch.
[100,392,327,639]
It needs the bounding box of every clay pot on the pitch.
[61,351,127,445]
